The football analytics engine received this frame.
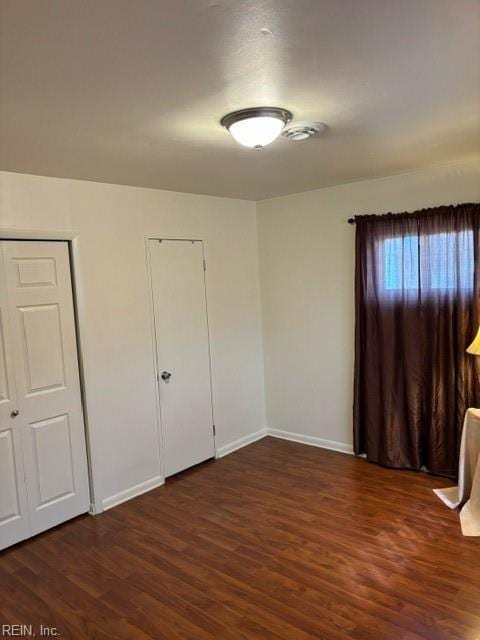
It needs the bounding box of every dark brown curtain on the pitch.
[353,203,480,477]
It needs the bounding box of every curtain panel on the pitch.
[353,203,480,477]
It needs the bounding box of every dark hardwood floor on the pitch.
[1,436,480,640]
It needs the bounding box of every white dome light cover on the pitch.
[229,116,284,148]
[221,107,292,149]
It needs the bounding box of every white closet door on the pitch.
[0,254,30,550]
[149,240,215,477]
[3,241,89,537]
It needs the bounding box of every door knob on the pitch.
[160,371,172,381]
[11,409,19,418]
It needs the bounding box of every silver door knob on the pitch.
[11,409,19,418]
[160,371,172,381]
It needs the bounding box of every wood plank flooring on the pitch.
[1,436,480,640]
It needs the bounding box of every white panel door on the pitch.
[2,241,89,538]
[0,254,30,550]
[149,240,215,477]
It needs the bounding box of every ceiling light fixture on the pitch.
[221,107,292,149]
[282,122,326,141]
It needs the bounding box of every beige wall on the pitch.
[257,161,480,450]
[2,160,479,510]
[0,171,267,510]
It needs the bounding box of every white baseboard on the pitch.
[267,428,354,455]
[216,428,268,459]
[216,427,353,459]
[102,475,164,511]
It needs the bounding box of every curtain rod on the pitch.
[347,202,478,225]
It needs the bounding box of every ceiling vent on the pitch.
[282,122,326,141]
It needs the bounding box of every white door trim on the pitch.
[144,236,218,477]
[0,229,77,241]
[0,229,98,513]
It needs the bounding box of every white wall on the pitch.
[257,161,480,451]
[0,171,267,510]
[3,160,479,512]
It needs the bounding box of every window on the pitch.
[380,230,474,294]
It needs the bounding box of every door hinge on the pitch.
[203,258,206,272]
[213,424,216,436]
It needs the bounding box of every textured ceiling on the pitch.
[1,0,479,200]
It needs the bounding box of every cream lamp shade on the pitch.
[467,326,480,355]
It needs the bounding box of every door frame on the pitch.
[145,236,217,477]
[0,228,98,513]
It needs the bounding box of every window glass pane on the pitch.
[384,236,418,290]
[379,230,473,294]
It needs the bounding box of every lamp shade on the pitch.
[467,326,480,355]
